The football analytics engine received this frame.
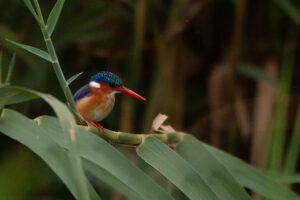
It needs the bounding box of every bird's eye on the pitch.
[89,81,101,88]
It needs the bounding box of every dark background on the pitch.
[0,0,299,198]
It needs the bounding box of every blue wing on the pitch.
[74,84,91,102]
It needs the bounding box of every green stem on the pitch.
[32,0,83,123]
[284,103,300,181]
[32,1,90,199]
[0,51,3,84]
[82,125,184,146]
[269,44,294,172]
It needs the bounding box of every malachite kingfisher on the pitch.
[73,71,146,134]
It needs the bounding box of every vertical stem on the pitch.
[0,51,2,84]
[31,1,90,199]
[284,103,300,184]
[33,0,83,123]
[269,44,294,172]
[120,0,147,131]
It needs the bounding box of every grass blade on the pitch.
[66,72,83,86]
[238,63,278,84]
[137,136,219,200]
[203,143,300,200]
[4,53,16,84]
[46,0,65,36]
[6,39,51,62]
[269,45,294,172]
[36,115,174,200]
[0,51,2,84]
[284,104,300,176]
[273,0,300,25]
[176,135,251,200]
[23,0,41,25]
[0,109,100,200]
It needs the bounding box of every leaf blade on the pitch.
[37,115,174,200]
[66,72,83,86]
[23,0,41,24]
[273,0,300,25]
[0,109,100,200]
[46,0,65,36]
[137,136,219,200]
[204,143,300,200]
[5,53,16,84]
[176,135,251,200]
[0,51,2,84]
[6,39,51,62]
[0,86,91,199]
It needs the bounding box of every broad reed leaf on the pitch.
[47,0,65,36]
[66,72,83,86]
[37,116,141,199]
[204,144,300,200]
[176,135,251,200]
[83,159,142,200]
[137,136,219,200]
[0,109,100,200]
[5,53,16,84]
[6,39,51,62]
[0,86,91,199]
[37,115,174,200]
[0,87,38,105]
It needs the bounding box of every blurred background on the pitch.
[0,0,299,199]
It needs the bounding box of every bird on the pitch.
[73,71,146,134]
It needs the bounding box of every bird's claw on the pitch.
[86,120,105,135]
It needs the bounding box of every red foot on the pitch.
[86,120,105,135]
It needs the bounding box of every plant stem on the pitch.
[284,103,300,181]
[31,1,90,199]
[32,0,83,123]
[82,125,184,146]
[269,43,294,172]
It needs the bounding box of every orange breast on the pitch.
[76,87,116,122]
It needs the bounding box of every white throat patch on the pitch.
[89,81,101,88]
[111,91,121,96]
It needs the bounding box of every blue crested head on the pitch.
[90,71,123,87]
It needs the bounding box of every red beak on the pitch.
[116,86,146,101]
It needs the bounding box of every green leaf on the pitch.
[36,115,174,200]
[176,135,251,200]
[47,0,65,36]
[137,136,219,200]
[66,72,83,86]
[0,87,38,105]
[284,104,300,175]
[23,0,41,24]
[238,63,278,84]
[275,174,300,184]
[203,144,300,200]
[0,51,3,84]
[83,159,142,200]
[6,39,51,62]
[5,53,16,84]
[0,109,100,200]
[0,86,91,199]
[273,0,300,25]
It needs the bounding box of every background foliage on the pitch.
[0,0,299,199]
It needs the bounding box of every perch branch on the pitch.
[81,125,185,146]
